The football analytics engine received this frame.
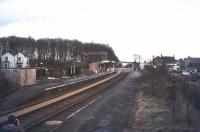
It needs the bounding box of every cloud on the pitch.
[0,0,200,61]
[0,0,52,26]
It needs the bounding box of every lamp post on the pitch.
[40,62,43,79]
[151,65,156,96]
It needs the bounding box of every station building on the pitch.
[89,60,115,73]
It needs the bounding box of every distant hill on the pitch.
[0,36,119,68]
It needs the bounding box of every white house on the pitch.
[1,52,29,68]
[14,53,29,68]
[1,52,15,68]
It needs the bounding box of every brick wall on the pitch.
[0,69,36,87]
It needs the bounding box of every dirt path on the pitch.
[54,72,141,132]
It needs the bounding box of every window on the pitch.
[5,56,8,61]
[18,57,21,61]
[77,56,81,62]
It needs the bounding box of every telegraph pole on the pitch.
[133,54,141,71]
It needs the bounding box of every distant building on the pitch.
[161,55,176,64]
[14,53,30,68]
[70,52,89,75]
[1,52,15,68]
[152,55,176,66]
[72,52,88,68]
[184,57,200,71]
[89,60,115,73]
[87,51,108,62]
[1,52,30,69]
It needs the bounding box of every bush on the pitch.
[136,65,170,98]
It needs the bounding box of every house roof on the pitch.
[1,52,14,57]
[4,50,16,56]
[152,56,176,65]
[1,52,28,58]
[72,52,88,57]
[161,56,176,63]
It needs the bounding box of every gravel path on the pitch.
[54,71,141,132]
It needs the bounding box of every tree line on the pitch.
[0,36,119,68]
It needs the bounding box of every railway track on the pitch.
[28,72,115,104]
[0,72,128,132]
[0,72,114,116]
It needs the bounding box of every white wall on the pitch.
[1,52,30,68]
[1,52,15,68]
[14,53,29,68]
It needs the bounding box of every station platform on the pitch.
[0,72,111,114]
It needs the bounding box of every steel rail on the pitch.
[0,72,120,123]
[0,72,114,117]
[25,72,128,131]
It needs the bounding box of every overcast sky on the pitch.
[0,0,200,61]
